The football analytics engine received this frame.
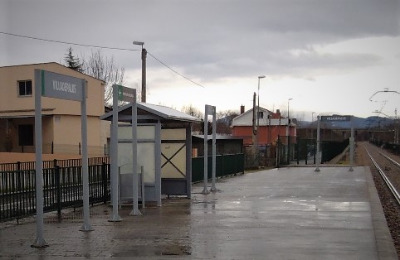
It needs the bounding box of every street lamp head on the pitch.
[133,41,144,46]
[258,75,266,79]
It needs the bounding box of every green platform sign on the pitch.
[117,85,135,102]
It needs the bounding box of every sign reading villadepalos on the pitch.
[32,69,91,248]
[40,70,85,101]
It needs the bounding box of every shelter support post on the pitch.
[109,85,122,222]
[315,116,321,172]
[32,70,48,248]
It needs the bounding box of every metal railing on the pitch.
[192,153,245,183]
[0,158,110,223]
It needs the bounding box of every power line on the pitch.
[0,31,138,51]
[147,52,205,88]
[0,31,205,88]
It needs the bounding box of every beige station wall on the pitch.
[0,63,104,117]
[0,63,107,156]
[52,115,104,156]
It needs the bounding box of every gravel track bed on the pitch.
[357,141,400,258]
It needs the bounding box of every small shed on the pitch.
[101,103,200,205]
[192,135,243,157]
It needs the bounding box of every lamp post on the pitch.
[287,98,292,119]
[256,75,265,167]
[133,41,147,103]
[257,75,266,135]
[287,98,293,137]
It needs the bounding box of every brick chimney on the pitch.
[240,105,245,114]
[272,109,281,119]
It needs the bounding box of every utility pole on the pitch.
[252,92,258,167]
[141,47,147,103]
[133,41,147,102]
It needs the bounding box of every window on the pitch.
[18,80,32,96]
[18,124,34,146]
[258,111,264,119]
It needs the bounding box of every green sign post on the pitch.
[33,70,92,248]
[109,85,140,222]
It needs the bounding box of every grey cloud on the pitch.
[1,0,398,83]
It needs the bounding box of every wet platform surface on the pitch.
[0,166,397,259]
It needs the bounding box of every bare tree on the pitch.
[63,48,125,105]
[81,49,125,105]
[216,110,239,134]
[181,105,203,133]
[181,105,203,119]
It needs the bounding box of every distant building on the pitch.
[192,135,243,157]
[0,62,107,155]
[231,106,296,146]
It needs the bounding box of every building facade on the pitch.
[0,62,107,156]
[231,107,296,146]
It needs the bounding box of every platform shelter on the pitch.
[101,102,200,205]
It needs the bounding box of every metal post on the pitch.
[349,116,354,172]
[55,160,61,222]
[276,135,280,168]
[141,166,145,209]
[130,89,141,216]
[32,69,48,248]
[102,162,108,204]
[155,121,162,206]
[211,106,217,192]
[202,106,210,194]
[315,116,321,172]
[109,85,122,222]
[186,125,193,199]
[80,80,93,231]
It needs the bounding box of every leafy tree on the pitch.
[64,47,83,72]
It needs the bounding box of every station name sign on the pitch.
[39,70,84,101]
[320,115,351,122]
[117,85,135,102]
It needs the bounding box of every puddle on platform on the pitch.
[112,244,191,257]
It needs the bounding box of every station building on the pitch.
[0,62,107,156]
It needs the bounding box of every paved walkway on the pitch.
[0,166,397,259]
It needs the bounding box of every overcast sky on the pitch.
[1,0,399,120]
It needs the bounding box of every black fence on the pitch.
[244,137,351,169]
[0,157,110,223]
[192,153,245,183]
[370,140,400,155]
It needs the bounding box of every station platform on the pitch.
[0,166,397,259]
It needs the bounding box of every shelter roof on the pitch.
[100,102,201,123]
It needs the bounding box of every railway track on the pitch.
[360,142,400,257]
[365,148,400,206]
